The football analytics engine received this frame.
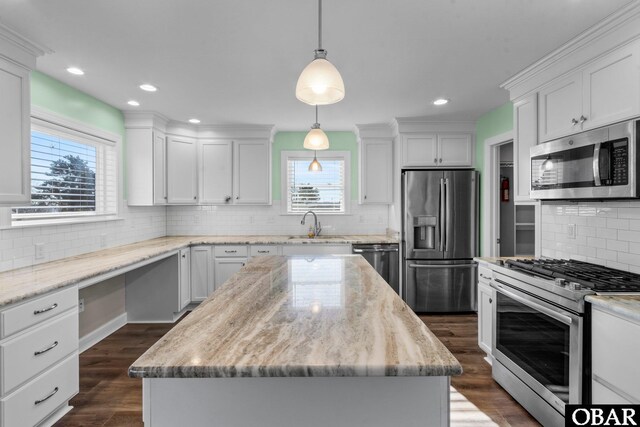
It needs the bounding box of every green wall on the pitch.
[272,131,358,200]
[475,102,513,255]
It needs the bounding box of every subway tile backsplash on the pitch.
[541,200,640,274]
[166,204,389,236]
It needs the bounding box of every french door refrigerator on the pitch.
[402,170,479,312]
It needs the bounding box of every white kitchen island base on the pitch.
[142,376,450,427]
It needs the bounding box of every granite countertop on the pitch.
[586,295,640,323]
[0,235,396,307]
[129,255,462,379]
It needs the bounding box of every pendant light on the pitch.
[295,0,345,105]
[308,151,323,172]
[303,105,330,150]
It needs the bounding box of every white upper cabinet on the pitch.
[538,39,640,142]
[152,130,167,204]
[233,139,270,204]
[513,94,538,202]
[401,134,438,167]
[0,27,45,205]
[360,139,392,204]
[437,134,473,167]
[167,135,198,204]
[401,133,473,168]
[199,140,233,204]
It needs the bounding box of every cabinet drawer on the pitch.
[214,245,248,258]
[1,310,78,396]
[478,265,493,283]
[592,308,640,402]
[0,286,78,339]
[250,245,279,257]
[0,353,78,427]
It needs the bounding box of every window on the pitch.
[11,114,119,225]
[282,151,350,214]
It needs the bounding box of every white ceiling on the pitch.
[0,0,631,130]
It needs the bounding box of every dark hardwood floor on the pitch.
[55,314,539,426]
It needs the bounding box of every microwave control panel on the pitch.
[608,139,628,186]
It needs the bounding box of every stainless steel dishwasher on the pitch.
[352,244,399,294]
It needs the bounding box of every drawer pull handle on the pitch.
[35,387,59,405]
[225,250,237,253]
[257,250,269,254]
[34,303,58,315]
[34,341,59,356]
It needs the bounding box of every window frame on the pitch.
[280,150,351,216]
[6,107,122,228]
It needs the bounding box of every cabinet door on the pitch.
[0,58,30,205]
[214,258,247,289]
[538,74,582,142]
[477,281,494,357]
[190,246,213,302]
[167,136,197,204]
[360,139,392,204]
[437,134,473,167]
[401,134,438,167]
[233,140,270,204]
[513,94,537,202]
[153,131,167,204]
[582,42,640,131]
[179,249,191,310]
[199,140,233,204]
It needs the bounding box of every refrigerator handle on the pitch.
[439,178,445,252]
[445,178,451,252]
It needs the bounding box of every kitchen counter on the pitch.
[129,255,461,378]
[129,255,458,427]
[586,295,640,322]
[0,235,396,307]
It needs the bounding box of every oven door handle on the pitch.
[593,142,602,187]
[492,279,573,325]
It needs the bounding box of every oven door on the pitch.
[492,280,583,416]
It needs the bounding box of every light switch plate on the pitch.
[567,224,576,239]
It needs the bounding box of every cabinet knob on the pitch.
[225,196,231,202]
[236,196,239,200]
[439,158,443,163]
[579,115,587,124]
[193,196,197,200]
[434,158,437,164]
[489,298,493,304]
[571,118,579,126]
[164,196,167,200]
[364,195,367,200]
[182,254,186,258]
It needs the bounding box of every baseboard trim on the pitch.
[79,312,128,353]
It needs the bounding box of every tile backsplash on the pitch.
[166,203,389,236]
[0,205,166,273]
[541,201,640,273]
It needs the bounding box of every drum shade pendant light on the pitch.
[303,105,330,150]
[308,151,323,172]
[296,0,345,105]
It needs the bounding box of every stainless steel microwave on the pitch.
[530,119,639,200]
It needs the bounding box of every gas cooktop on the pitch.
[505,259,640,293]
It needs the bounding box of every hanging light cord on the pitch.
[318,0,322,50]
[315,105,319,124]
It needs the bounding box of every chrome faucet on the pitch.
[301,210,322,237]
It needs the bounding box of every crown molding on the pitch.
[0,23,51,69]
[394,117,476,134]
[500,1,640,92]
[354,122,396,141]
[123,111,169,130]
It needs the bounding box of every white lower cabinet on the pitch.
[214,258,247,289]
[179,248,191,310]
[190,246,214,302]
[0,286,79,427]
[591,306,640,403]
[477,263,494,360]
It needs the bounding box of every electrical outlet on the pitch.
[35,243,45,260]
[567,224,576,239]
[79,298,85,313]
[100,234,107,248]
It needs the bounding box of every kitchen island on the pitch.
[129,255,462,427]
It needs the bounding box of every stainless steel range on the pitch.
[490,259,640,427]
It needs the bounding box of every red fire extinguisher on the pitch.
[501,176,510,202]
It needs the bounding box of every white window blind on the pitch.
[12,126,118,222]
[286,157,346,214]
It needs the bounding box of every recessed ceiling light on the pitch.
[67,67,84,75]
[139,84,157,92]
[127,100,140,107]
[188,118,201,124]
[433,98,449,106]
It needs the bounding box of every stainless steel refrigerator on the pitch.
[402,170,478,312]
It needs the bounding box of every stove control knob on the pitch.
[567,282,583,291]
[554,278,567,287]
[496,260,504,266]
